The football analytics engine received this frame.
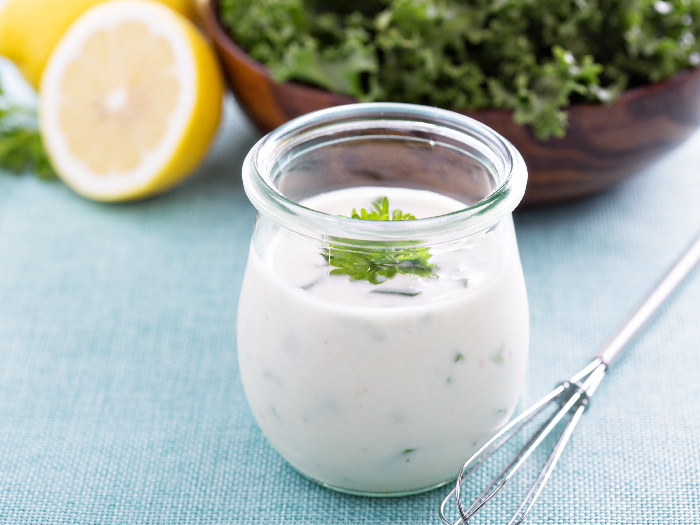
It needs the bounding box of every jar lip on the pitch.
[243,103,527,241]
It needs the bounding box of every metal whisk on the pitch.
[439,231,700,525]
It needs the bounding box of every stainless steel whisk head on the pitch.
[439,358,606,525]
[440,231,700,525]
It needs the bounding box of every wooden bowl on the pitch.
[198,0,700,206]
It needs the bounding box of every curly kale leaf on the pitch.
[220,0,700,139]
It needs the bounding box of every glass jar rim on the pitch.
[242,102,527,241]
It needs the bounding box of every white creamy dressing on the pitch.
[237,187,530,495]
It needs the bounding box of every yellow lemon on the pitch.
[38,0,224,201]
[0,0,196,89]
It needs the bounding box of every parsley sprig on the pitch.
[0,74,56,180]
[324,197,436,285]
[350,196,416,221]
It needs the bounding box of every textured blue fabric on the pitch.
[1,70,700,523]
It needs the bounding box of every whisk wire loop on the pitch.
[444,384,566,524]
[446,361,607,525]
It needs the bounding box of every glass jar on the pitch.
[237,103,529,496]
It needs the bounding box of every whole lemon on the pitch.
[0,0,196,89]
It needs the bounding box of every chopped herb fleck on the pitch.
[300,279,320,291]
[454,352,464,363]
[370,289,422,297]
[490,345,505,365]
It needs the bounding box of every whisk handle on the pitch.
[595,232,700,367]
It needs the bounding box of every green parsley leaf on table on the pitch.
[0,71,56,180]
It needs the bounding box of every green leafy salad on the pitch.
[219,0,700,139]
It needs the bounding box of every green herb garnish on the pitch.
[220,0,700,139]
[350,196,416,221]
[325,197,436,285]
[0,73,56,180]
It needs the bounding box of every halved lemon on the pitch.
[39,0,224,201]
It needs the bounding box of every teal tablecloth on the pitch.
[2,83,699,523]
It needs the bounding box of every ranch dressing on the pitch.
[237,186,529,495]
